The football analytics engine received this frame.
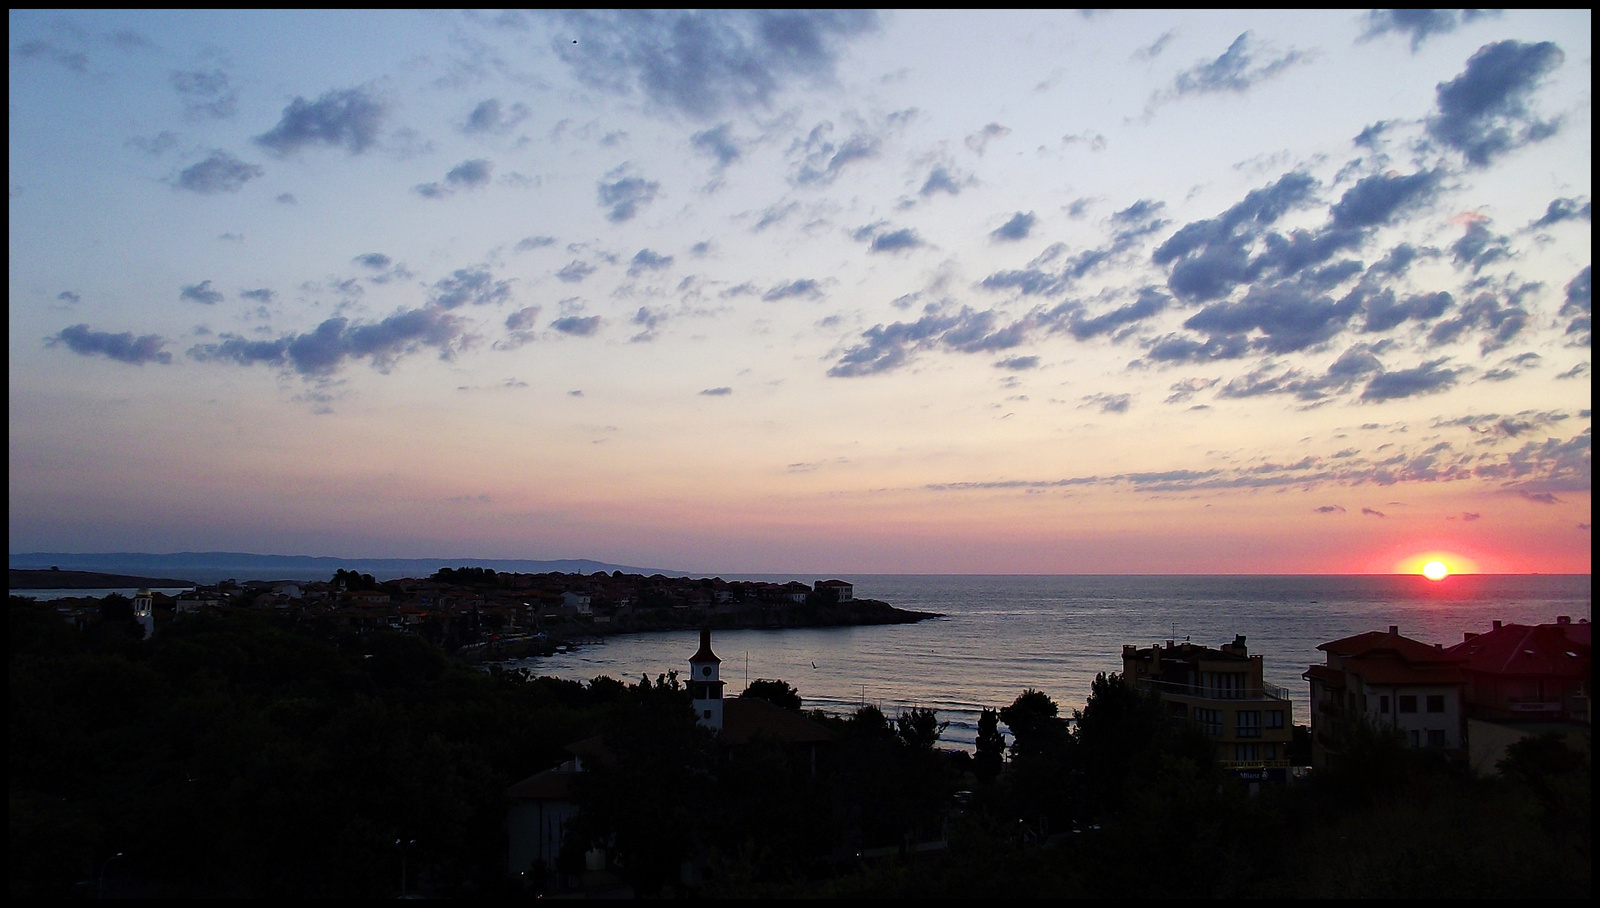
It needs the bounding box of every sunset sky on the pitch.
[9,10,1591,575]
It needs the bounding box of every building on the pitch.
[689,626,725,732]
[1304,625,1466,770]
[1123,634,1294,787]
[813,579,853,601]
[1446,615,1591,774]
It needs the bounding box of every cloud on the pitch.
[867,227,923,253]
[430,266,512,309]
[991,211,1036,242]
[1069,287,1171,339]
[171,68,237,119]
[276,193,297,205]
[1162,32,1308,101]
[1084,392,1132,414]
[1530,197,1591,229]
[14,39,88,74]
[699,386,733,396]
[49,324,172,365]
[516,235,557,252]
[1361,9,1497,51]
[994,355,1039,371]
[240,288,275,303]
[597,167,660,221]
[56,291,81,303]
[550,10,879,119]
[416,158,495,198]
[1426,40,1564,167]
[556,260,596,283]
[1133,30,1176,62]
[551,315,602,336]
[919,165,967,197]
[829,306,1029,377]
[1361,507,1386,518]
[1313,505,1345,514]
[690,123,742,167]
[1426,288,1530,351]
[171,150,263,194]
[505,306,542,331]
[762,279,822,302]
[190,306,467,376]
[180,280,225,305]
[791,121,881,186]
[353,253,391,270]
[627,248,674,276]
[965,122,1009,155]
[1362,289,1453,333]
[1560,266,1590,344]
[1328,170,1440,229]
[1450,221,1511,273]
[461,98,530,135]
[1361,358,1461,401]
[254,87,387,156]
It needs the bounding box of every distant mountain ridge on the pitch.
[7,552,687,584]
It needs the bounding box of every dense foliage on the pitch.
[9,599,1589,898]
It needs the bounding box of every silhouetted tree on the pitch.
[973,708,1006,783]
[742,678,802,710]
[895,707,948,751]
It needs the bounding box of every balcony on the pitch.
[1140,679,1291,702]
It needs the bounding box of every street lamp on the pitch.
[395,838,416,898]
[97,852,123,899]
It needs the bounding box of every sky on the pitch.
[8,9,1591,575]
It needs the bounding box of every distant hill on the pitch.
[10,568,198,590]
[7,552,687,584]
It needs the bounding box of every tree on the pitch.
[895,707,948,752]
[973,708,1006,783]
[741,678,802,710]
[999,688,1067,759]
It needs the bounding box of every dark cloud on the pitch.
[240,288,275,303]
[1152,171,1323,302]
[1362,289,1452,333]
[171,68,237,120]
[254,87,387,156]
[1473,433,1591,496]
[994,355,1039,371]
[556,260,595,283]
[965,122,1009,155]
[354,253,392,270]
[1426,289,1529,351]
[690,123,742,167]
[461,98,530,135]
[1313,505,1345,514]
[1361,9,1497,51]
[762,279,822,302]
[597,169,660,221]
[1560,266,1590,344]
[1164,377,1220,404]
[505,306,542,331]
[430,267,512,309]
[867,227,923,253]
[792,121,881,185]
[1361,358,1461,401]
[1361,507,1386,518]
[172,150,263,194]
[1426,40,1564,167]
[276,193,297,205]
[551,315,602,336]
[628,248,673,276]
[1142,332,1251,364]
[125,131,180,156]
[180,280,224,305]
[1133,30,1176,62]
[50,324,171,365]
[1329,170,1440,229]
[551,10,879,119]
[1068,287,1170,340]
[1353,120,1392,149]
[699,386,733,396]
[829,306,1028,377]
[919,165,966,197]
[1084,392,1132,414]
[1183,279,1362,355]
[190,307,466,376]
[991,211,1036,242]
[1367,243,1428,277]
[1530,197,1591,229]
[516,235,557,252]
[416,158,495,198]
[1166,32,1308,98]
[57,291,81,303]
[15,39,88,74]
[1450,221,1511,273]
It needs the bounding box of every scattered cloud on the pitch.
[240,288,275,303]
[690,122,742,168]
[180,280,225,305]
[190,306,468,376]
[1156,32,1308,107]
[416,158,494,198]
[1529,197,1591,229]
[1313,505,1345,514]
[551,314,602,336]
[965,122,1009,155]
[461,98,530,135]
[430,266,512,309]
[627,248,674,276]
[1084,392,1132,414]
[994,355,1039,371]
[49,324,172,365]
[597,166,660,221]
[1361,9,1499,52]
[556,260,596,283]
[516,235,557,252]
[171,150,263,194]
[1426,40,1564,167]
[1361,506,1386,517]
[762,279,823,302]
[791,120,882,186]
[254,86,387,156]
[171,68,237,120]
[699,386,733,396]
[1361,358,1461,401]
[991,211,1036,242]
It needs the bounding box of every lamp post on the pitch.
[97,852,123,899]
[395,838,416,898]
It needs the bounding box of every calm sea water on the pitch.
[499,574,1591,750]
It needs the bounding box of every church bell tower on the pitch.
[689,627,724,732]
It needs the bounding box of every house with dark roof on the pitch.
[1304,625,1467,769]
[1446,615,1591,774]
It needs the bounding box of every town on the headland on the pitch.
[8,575,1590,899]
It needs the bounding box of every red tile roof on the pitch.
[1447,623,1591,678]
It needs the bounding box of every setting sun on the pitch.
[1422,561,1449,581]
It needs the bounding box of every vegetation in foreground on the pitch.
[8,598,1589,898]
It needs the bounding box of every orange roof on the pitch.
[1447,623,1590,678]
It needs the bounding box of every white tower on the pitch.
[689,627,724,732]
[133,588,155,640]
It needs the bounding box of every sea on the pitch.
[496,574,1591,751]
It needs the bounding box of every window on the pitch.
[1408,730,1420,747]
[1398,695,1418,713]
[1236,710,1261,738]
[1428,729,1446,748]
[1195,708,1223,737]
[1263,744,1276,760]
[1265,710,1285,729]
[1234,743,1260,762]
[1204,672,1244,699]
[1379,695,1390,713]
[1426,695,1445,713]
